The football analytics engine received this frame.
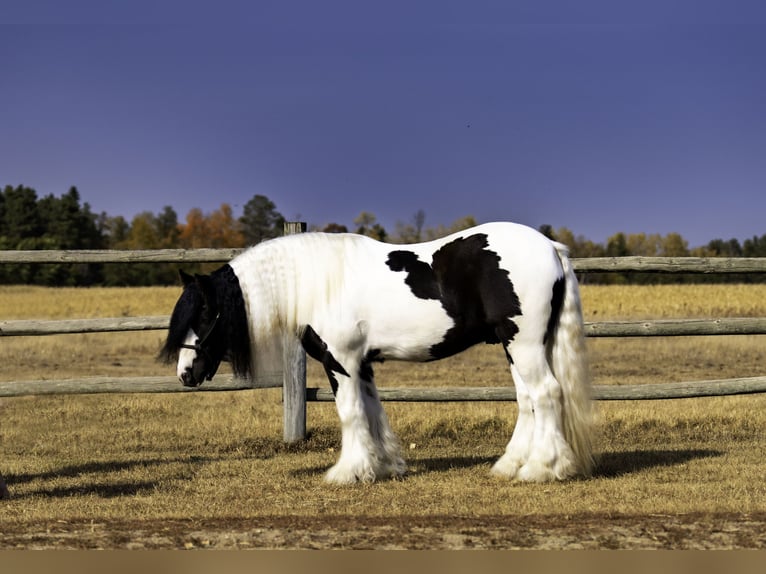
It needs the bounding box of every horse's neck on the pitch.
[232,235,328,337]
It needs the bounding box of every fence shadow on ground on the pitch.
[5,456,212,499]
[594,448,723,478]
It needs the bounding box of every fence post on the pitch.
[282,222,308,442]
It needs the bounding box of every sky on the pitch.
[1,1,765,247]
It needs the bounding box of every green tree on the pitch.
[155,206,181,248]
[354,211,387,241]
[240,194,285,245]
[99,214,130,248]
[392,209,427,244]
[0,185,104,285]
[702,238,743,257]
[322,223,348,233]
[37,187,101,250]
[606,232,629,257]
[743,234,766,257]
[1,185,41,242]
[423,215,478,240]
[538,224,555,240]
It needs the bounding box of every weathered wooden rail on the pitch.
[2,249,765,273]
[2,231,765,441]
[4,315,766,338]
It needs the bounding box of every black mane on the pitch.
[159,264,252,380]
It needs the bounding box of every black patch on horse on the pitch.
[544,276,566,346]
[386,234,522,360]
[385,251,440,299]
[300,325,349,395]
[360,349,383,384]
[301,326,384,395]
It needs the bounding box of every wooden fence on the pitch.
[2,227,766,442]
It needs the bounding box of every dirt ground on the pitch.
[2,513,765,550]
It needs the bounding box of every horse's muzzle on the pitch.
[180,369,201,388]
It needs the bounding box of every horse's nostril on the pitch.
[180,370,195,387]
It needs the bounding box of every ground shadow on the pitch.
[293,450,724,481]
[7,456,209,484]
[410,455,496,474]
[21,480,160,499]
[594,449,724,478]
[290,455,496,480]
[5,456,212,499]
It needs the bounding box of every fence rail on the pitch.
[4,316,766,338]
[1,241,765,441]
[2,249,766,273]
[2,375,765,401]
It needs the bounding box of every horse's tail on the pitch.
[550,242,594,477]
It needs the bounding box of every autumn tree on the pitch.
[178,208,207,249]
[177,204,245,249]
[207,203,245,248]
[626,233,663,256]
[660,233,689,257]
[103,208,182,285]
[124,212,162,249]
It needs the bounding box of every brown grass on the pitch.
[1,283,765,548]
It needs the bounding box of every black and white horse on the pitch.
[160,222,593,484]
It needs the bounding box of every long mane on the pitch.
[212,264,252,379]
[158,280,203,364]
[228,233,362,381]
[231,233,362,327]
[159,264,252,380]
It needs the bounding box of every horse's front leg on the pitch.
[325,354,404,484]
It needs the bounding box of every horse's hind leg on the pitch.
[499,340,579,482]
[491,358,534,479]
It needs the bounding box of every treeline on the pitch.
[0,185,287,285]
[1,184,764,286]
[539,225,766,284]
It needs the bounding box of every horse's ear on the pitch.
[179,269,195,286]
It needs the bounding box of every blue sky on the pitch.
[2,1,765,247]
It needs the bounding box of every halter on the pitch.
[180,312,221,352]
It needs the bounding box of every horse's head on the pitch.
[159,270,227,387]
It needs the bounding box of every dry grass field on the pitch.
[1,283,765,549]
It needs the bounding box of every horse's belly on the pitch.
[367,300,456,362]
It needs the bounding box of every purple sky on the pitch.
[2,1,765,247]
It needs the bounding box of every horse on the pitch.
[160,221,593,484]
